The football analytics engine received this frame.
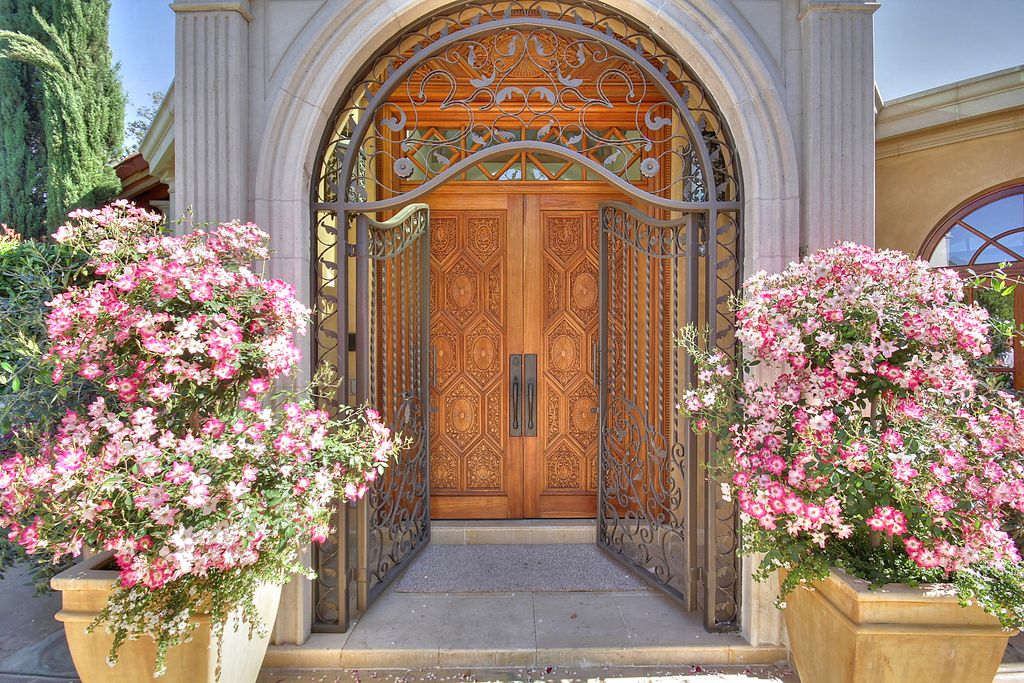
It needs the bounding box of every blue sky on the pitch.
[110,0,1024,118]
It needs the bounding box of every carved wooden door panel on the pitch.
[427,192,525,519]
[522,193,623,518]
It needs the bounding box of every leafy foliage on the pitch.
[0,0,125,231]
[0,0,51,237]
[0,227,91,437]
[0,226,90,581]
[123,90,164,156]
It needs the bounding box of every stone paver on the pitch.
[1007,633,1024,664]
[0,563,76,681]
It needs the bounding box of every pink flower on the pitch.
[150,506,179,526]
[165,462,194,485]
[865,506,908,536]
[182,482,209,508]
[79,363,104,380]
[880,429,904,450]
[210,443,234,462]
[149,383,174,402]
[240,396,261,412]
[892,461,919,484]
[248,377,271,394]
[201,419,225,438]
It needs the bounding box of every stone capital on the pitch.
[798,1,880,21]
[170,1,252,22]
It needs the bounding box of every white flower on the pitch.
[815,331,836,348]
[175,319,200,339]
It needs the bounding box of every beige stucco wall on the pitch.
[877,122,1024,257]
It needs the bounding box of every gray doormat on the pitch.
[395,543,651,593]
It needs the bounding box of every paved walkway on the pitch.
[0,563,76,682]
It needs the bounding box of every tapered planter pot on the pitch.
[783,568,1013,683]
[51,552,281,683]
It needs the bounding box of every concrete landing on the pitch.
[395,544,649,593]
[264,588,788,670]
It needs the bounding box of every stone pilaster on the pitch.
[171,1,252,225]
[799,0,879,251]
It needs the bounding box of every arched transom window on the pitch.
[921,182,1024,390]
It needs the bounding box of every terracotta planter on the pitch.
[51,552,281,683]
[782,568,1014,683]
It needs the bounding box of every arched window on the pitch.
[920,181,1024,389]
[922,182,1024,269]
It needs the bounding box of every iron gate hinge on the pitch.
[345,243,357,257]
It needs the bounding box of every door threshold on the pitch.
[431,519,595,544]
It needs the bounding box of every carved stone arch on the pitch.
[257,0,799,648]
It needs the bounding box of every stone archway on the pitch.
[253,0,799,647]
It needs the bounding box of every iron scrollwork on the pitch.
[313,0,741,213]
[359,205,432,605]
[598,202,693,603]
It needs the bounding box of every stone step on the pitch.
[430,519,595,545]
[264,635,787,670]
[258,664,800,682]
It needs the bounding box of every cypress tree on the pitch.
[0,0,51,238]
[0,0,125,232]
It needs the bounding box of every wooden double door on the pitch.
[427,187,620,519]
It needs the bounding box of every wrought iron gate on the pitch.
[355,204,432,610]
[597,201,740,630]
[313,204,431,631]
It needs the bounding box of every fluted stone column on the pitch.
[799,0,879,250]
[171,0,314,644]
[171,1,252,225]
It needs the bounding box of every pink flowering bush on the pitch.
[0,203,401,675]
[681,242,1024,628]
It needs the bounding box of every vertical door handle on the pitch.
[523,354,537,437]
[509,354,522,436]
[526,379,535,431]
[512,378,521,430]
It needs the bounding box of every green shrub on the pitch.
[0,226,90,580]
[0,227,91,434]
